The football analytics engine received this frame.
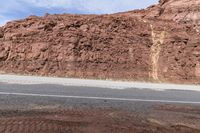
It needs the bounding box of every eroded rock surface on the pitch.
[0,0,199,84]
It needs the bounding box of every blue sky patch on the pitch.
[0,0,158,26]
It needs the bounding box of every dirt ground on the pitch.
[0,105,199,133]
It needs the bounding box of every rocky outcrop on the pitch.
[145,0,200,32]
[0,0,199,84]
[161,0,199,22]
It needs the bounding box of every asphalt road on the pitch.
[0,75,200,132]
[0,81,200,111]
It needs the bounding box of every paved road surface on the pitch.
[0,75,200,132]
[0,78,199,110]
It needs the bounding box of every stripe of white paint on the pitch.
[0,92,200,104]
[0,74,199,91]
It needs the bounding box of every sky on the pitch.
[0,0,158,26]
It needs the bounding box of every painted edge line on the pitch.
[0,92,199,104]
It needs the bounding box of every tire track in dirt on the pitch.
[0,107,199,133]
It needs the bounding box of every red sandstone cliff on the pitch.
[0,0,199,84]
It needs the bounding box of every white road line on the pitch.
[0,74,200,91]
[0,92,200,104]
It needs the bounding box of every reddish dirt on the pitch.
[0,0,200,84]
[0,106,199,133]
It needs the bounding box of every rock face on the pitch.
[145,0,200,31]
[0,0,199,84]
